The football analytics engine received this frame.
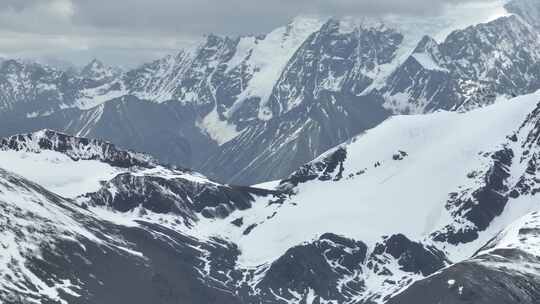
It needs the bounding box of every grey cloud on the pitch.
[0,0,41,11]
[0,0,497,66]
[71,0,493,36]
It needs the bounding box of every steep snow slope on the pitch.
[0,166,251,304]
[226,16,325,121]
[178,92,540,303]
[3,91,540,303]
[198,92,540,265]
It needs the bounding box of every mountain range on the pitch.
[2,0,540,303]
[1,0,539,185]
[1,89,540,303]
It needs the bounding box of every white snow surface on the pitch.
[0,143,216,198]
[226,16,325,121]
[411,53,448,72]
[75,82,127,110]
[480,210,540,257]
[0,150,121,198]
[197,108,242,145]
[194,92,540,267]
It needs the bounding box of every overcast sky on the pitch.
[0,0,498,68]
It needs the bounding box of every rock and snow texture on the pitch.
[0,166,250,304]
[180,91,540,303]
[3,91,540,303]
[0,131,279,304]
[388,211,540,304]
[2,0,540,185]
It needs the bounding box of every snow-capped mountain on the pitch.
[0,0,539,186]
[2,90,540,303]
[187,91,540,303]
[0,166,255,304]
[0,129,286,303]
[378,14,540,113]
[0,58,126,118]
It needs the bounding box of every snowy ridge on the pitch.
[2,1,539,186]
[0,129,228,199]
[2,92,540,303]
[189,92,540,303]
[0,129,157,169]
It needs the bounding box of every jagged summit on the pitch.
[80,58,118,81]
[0,129,157,169]
[2,4,539,184]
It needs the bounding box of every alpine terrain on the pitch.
[1,0,540,303]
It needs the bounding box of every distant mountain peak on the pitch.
[80,58,118,81]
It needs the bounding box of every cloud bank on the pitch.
[0,0,498,67]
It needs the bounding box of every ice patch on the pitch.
[197,108,242,145]
[411,53,449,72]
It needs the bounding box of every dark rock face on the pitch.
[279,147,348,190]
[388,216,540,304]
[86,172,280,224]
[3,223,244,304]
[0,168,243,304]
[388,258,540,304]
[462,149,513,231]
[202,91,388,184]
[2,10,540,184]
[234,233,449,304]
[251,233,368,303]
[432,147,514,246]
[372,234,449,276]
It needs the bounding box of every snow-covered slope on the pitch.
[0,165,253,304]
[0,130,278,225]
[3,91,540,303]
[2,0,540,185]
[204,93,538,264]
[186,92,540,303]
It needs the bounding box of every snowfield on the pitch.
[0,91,540,303]
[0,150,121,198]
[196,91,540,266]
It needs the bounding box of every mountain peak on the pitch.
[0,129,157,169]
[81,58,117,81]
